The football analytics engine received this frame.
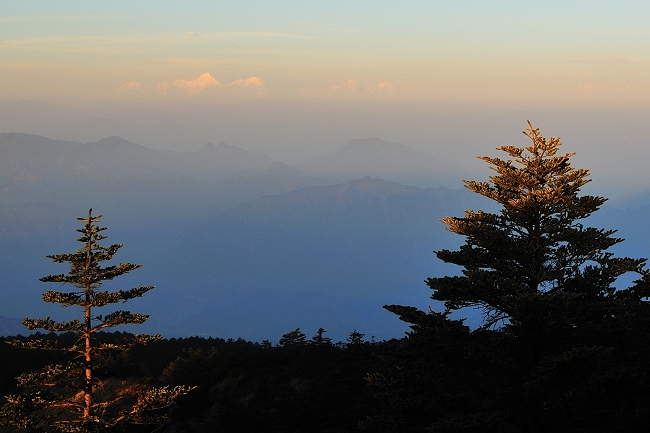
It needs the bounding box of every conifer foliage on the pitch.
[0,209,193,432]
[367,122,650,432]
[429,121,646,332]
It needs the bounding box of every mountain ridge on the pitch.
[300,137,463,188]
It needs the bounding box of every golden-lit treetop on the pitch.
[429,122,646,329]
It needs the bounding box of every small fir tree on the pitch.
[346,330,365,346]
[310,328,332,346]
[0,209,193,432]
[278,328,307,347]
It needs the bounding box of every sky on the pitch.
[2,1,650,200]
[2,1,650,104]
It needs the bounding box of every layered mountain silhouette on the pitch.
[0,133,274,184]
[0,133,329,322]
[2,132,645,341]
[147,177,495,340]
[0,133,326,227]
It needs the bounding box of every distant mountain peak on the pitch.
[94,135,130,144]
[91,136,147,150]
[199,143,217,152]
[341,137,408,152]
[299,137,459,188]
[198,141,267,158]
[207,142,254,155]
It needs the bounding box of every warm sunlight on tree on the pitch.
[370,122,650,432]
[0,209,193,432]
[429,121,646,332]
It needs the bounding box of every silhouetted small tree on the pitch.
[347,330,365,346]
[278,328,307,347]
[310,328,332,346]
[0,209,193,432]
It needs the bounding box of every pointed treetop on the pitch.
[462,121,601,217]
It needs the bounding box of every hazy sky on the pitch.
[2,1,650,105]
[2,1,650,200]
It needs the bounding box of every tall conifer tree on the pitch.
[428,121,646,335]
[370,122,650,431]
[0,209,193,432]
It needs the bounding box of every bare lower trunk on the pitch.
[84,300,92,425]
[84,235,93,431]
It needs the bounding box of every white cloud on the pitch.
[119,73,266,97]
[377,82,395,92]
[155,81,172,94]
[228,77,264,88]
[367,81,395,94]
[115,81,144,92]
[156,72,221,95]
[330,80,356,93]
